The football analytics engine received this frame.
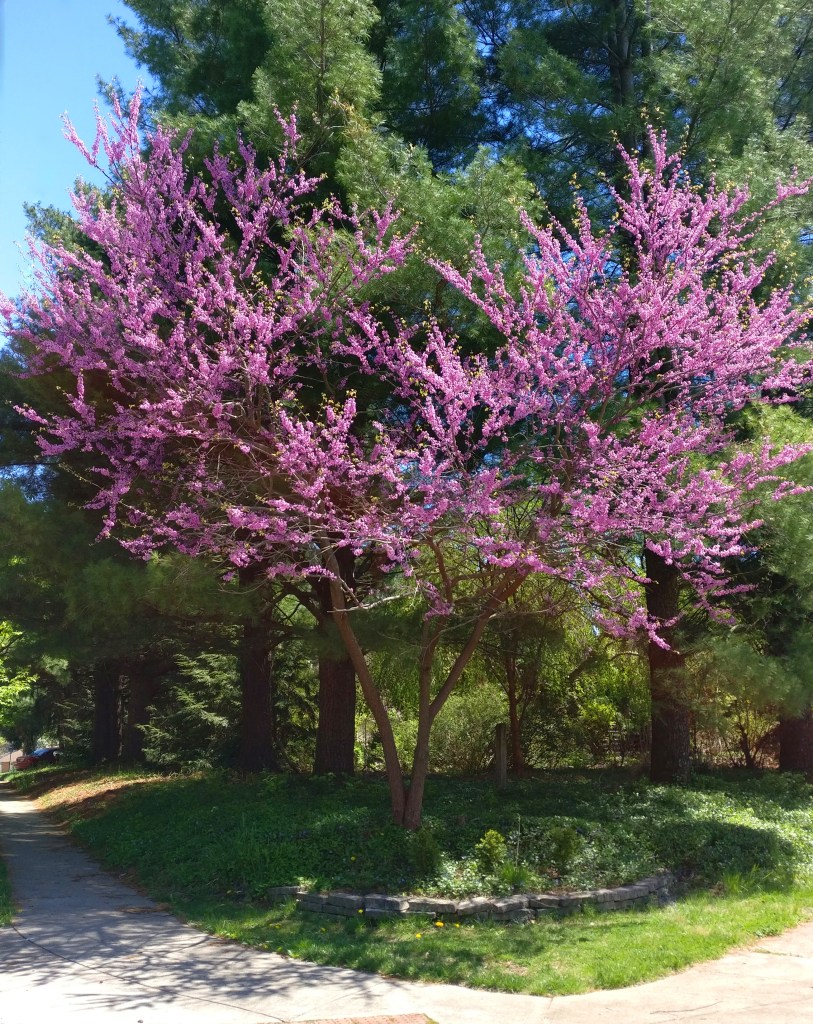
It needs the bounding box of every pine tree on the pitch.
[376,0,484,167]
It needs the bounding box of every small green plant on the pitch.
[475,829,508,874]
[498,860,533,891]
[548,825,584,876]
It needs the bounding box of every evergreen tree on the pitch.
[376,0,484,167]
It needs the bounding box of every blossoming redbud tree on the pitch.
[4,96,810,827]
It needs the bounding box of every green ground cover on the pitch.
[0,859,12,925]
[10,767,813,993]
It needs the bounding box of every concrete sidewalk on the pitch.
[0,781,812,1024]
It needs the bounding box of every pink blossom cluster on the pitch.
[3,102,811,636]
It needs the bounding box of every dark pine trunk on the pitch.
[237,617,278,772]
[120,659,169,764]
[645,550,691,784]
[237,567,279,773]
[91,660,122,764]
[778,706,813,775]
[314,548,356,775]
[314,655,357,774]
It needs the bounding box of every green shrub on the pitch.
[548,825,585,875]
[430,685,507,774]
[475,829,508,873]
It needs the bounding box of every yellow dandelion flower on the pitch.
[434,921,444,928]
[415,932,423,938]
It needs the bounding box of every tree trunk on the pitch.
[314,547,357,775]
[120,659,170,764]
[237,615,279,772]
[314,654,357,774]
[645,550,691,784]
[609,0,638,153]
[404,714,433,830]
[737,724,757,770]
[778,706,813,774]
[91,661,122,764]
[311,548,354,770]
[506,663,526,775]
[120,668,153,764]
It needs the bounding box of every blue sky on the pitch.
[0,0,151,297]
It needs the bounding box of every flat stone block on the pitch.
[365,894,409,914]
[327,893,365,910]
[456,896,495,917]
[407,897,457,915]
[492,895,529,913]
[557,895,584,910]
[493,909,534,924]
[570,891,597,904]
[268,886,304,898]
[364,908,398,919]
[322,904,364,917]
[593,888,616,903]
[529,894,561,910]
[297,893,328,910]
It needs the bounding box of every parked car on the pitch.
[14,748,60,770]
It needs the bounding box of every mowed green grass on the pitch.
[180,885,813,994]
[10,766,813,993]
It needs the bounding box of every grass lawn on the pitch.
[0,858,12,926]
[9,766,813,993]
[0,775,14,925]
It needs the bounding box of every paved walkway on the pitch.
[1,781,812,1024]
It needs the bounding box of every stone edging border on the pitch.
[265,871,674,924]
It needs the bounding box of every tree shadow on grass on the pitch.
[648,818,798,888]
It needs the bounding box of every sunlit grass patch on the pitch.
[175,885,813,995]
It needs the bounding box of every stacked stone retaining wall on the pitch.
[266,872,673,924]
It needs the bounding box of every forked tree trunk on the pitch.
[778,706,813,775]
[645,550,691,784]
[326,549,523,828]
